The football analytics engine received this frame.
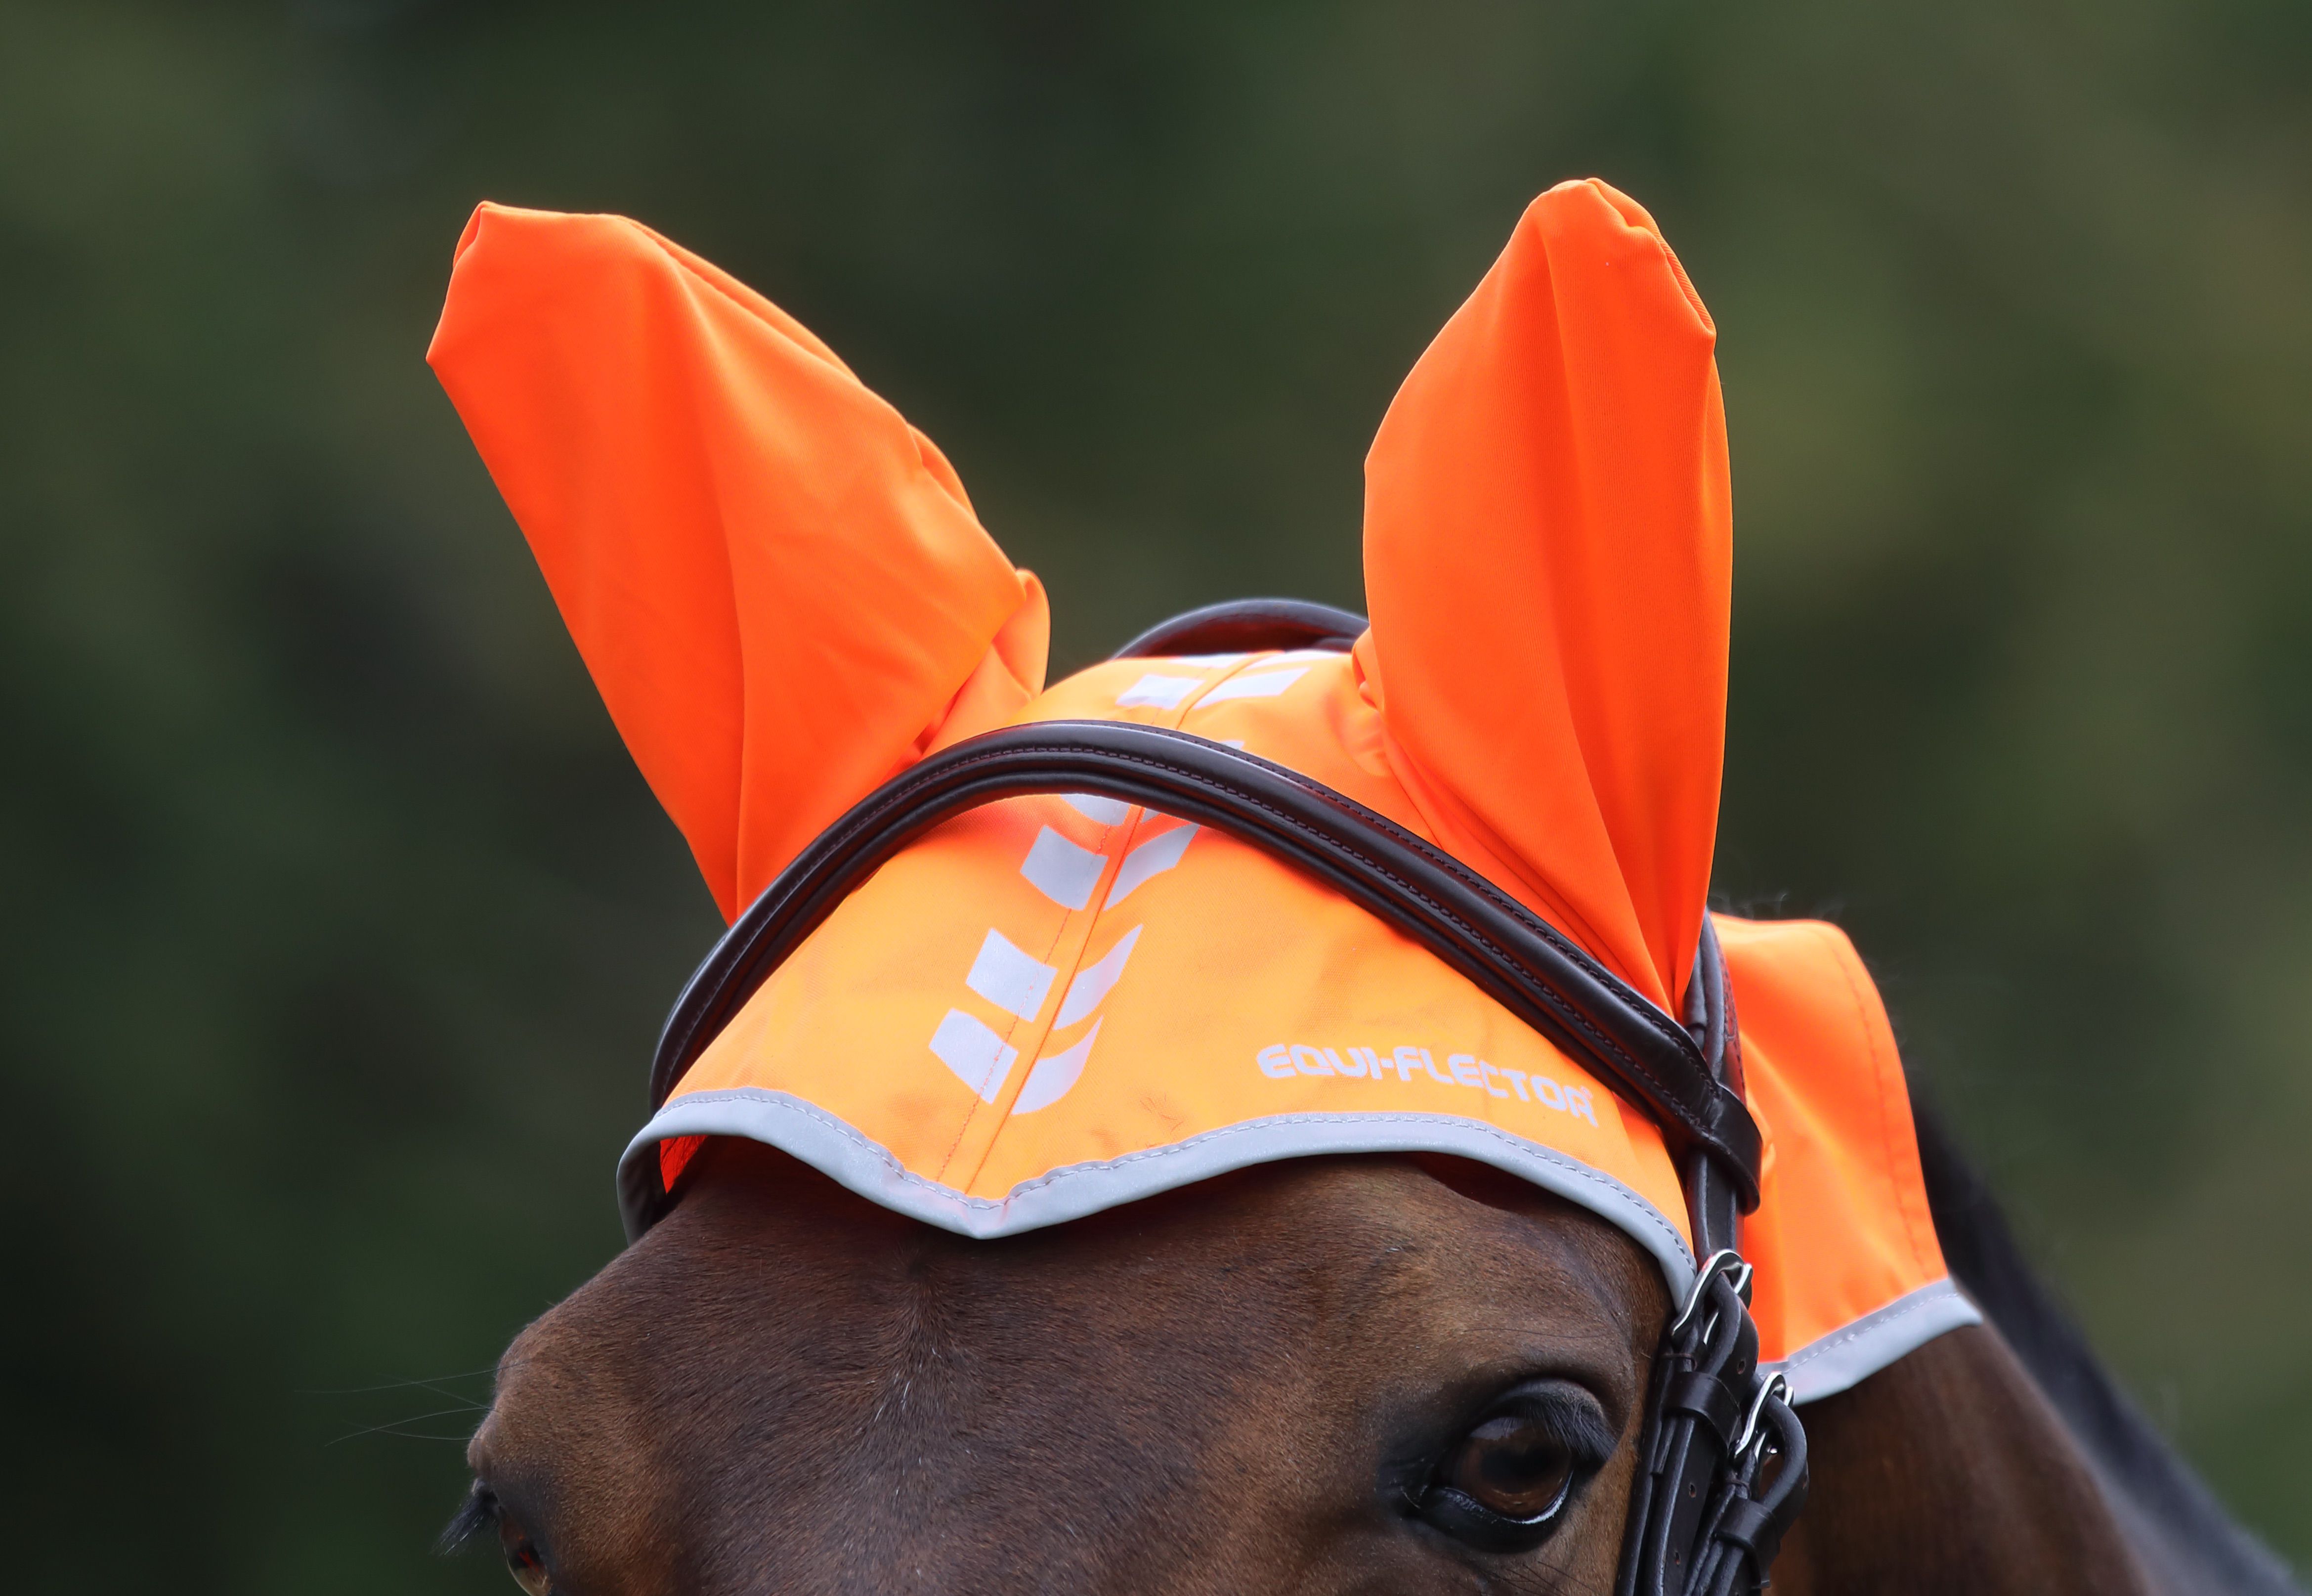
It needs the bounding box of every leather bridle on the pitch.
[636,599,1808,1594]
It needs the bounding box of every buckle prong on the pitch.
[1733,1371,1792,1459]
[1670,1249,1753,1341]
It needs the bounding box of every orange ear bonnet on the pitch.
[429,182,1976,1402]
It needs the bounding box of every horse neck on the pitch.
[1774,1323,2167,1595]
[1896,1095,2304,1596]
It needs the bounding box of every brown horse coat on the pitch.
[457,1139,2174,1594]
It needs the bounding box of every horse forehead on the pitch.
[546,1151,1646,1385]
[472,1152,1659,1591]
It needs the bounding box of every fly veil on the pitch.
[429,179,1977,1594]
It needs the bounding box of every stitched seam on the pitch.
[950,822,1129,1187]
[1774,1281,1969,1371]
[935,822,1127,1185]
[654,1088,1694,1259]
[1170,651,1271,722]
[956,664,1252,1186]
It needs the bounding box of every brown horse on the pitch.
[426,186,2300,1596]
[444,1098,2298,1594]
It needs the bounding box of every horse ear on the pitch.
[1357,179,1729,1012]
[428,204,1046,923]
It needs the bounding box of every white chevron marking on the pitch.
[1106,823,1199,906]
[929,1009,1017,1104]
[1061,792,1133,826]
[964,928,1058,1021]
[1020,825,1106,910]
[1011,1019,1103,1115]
[1198,666,1309,704]
[1056,925,1142,1026]
[1116,673,1200,709]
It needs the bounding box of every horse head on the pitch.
[425,182,2291,1596]
[463,1146,1663,1592]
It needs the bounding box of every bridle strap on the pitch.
[1109,596,1367,659]
[1680,919,1744,1256]
[647,721,1763,1206]
[1623,827,1807,1594]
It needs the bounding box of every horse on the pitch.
[438,1103,2298,1594]
[424,182,2304,1594]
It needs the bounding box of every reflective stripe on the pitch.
[1766,1278,1983,1404]
[618,1088,1699,1291]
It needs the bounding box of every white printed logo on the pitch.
[1255,1042,1598,1125]
[927,804,1199,1113]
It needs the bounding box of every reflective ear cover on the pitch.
[428,203,1048,924]
[1360,179,1731,1020]
[440,184,1808,1593]
[640,680,1806,1595]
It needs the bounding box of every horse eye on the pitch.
[497,1517,552,1596]
[1446,1413,1577,1520]
[1416,1395,1598,1554]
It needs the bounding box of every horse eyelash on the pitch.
[439,1482,500,1554]
[1466,1382,1618,1471]
[1535,1396,1618,1472]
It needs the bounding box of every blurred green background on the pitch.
[4,1,2308,1588]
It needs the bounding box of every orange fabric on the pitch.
[434,182,1971,1389]
[1362,180,1729,1012]
[428,203,1047,921]
[664,648,1692,1247]
[1714,916,1950,1365]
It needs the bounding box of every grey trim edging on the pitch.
[617,1088,1699,1293]
[1766,1277,1983,1404]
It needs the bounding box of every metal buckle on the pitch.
[1732,1371,1792,1460]
[1669,1249,1755,1342]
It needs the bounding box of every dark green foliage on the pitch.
[1,1,2305,1588]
